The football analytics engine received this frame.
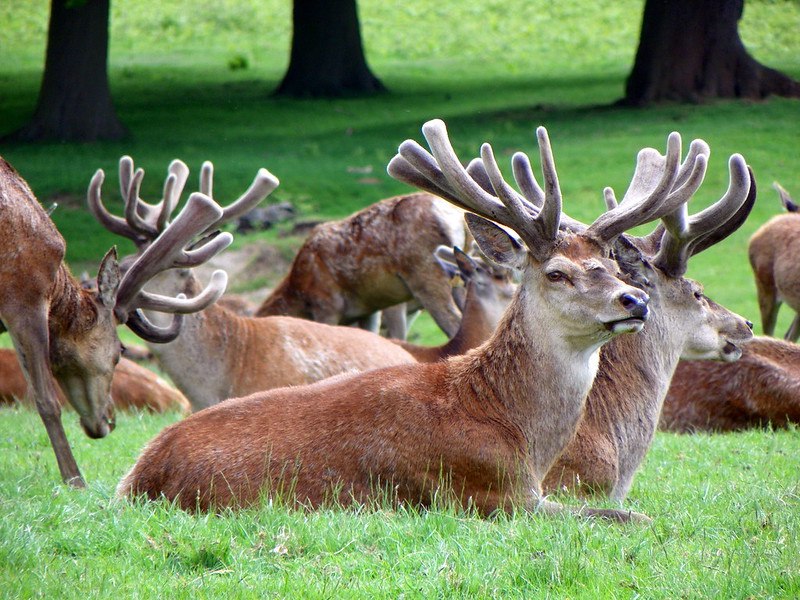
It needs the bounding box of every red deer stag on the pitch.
[117,120,692,522]
[254,192,469,339]
[749,182,800,340]
[392,246,516,362]
[0,348,189,413]
[543,139,755,501]
[0,156,230,487]
[90,158,419,411]
[660,336,800,432]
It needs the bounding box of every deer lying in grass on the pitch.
[0,156,231,486]
[254,192,469,339]
[660,336,800,432]
[117,120,693,522]
[393,246,515,362]
[0,348,189,413]
[543,140,755,501]
[90,158,419,411]
[749,182,800,340]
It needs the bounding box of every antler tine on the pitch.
[126,310,184,344]
[87,169,144,243]
[652,155,752,276]
[114,192,229,322]
[387,147,468,206]
[204,168,280,233]
[128,270,228,314]
[588,132,687,242]
[156,159,190,232]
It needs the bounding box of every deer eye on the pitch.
[546,270,566,282]
[694,291,704,301]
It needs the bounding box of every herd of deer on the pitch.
[1,118,798,523]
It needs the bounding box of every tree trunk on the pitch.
[623,0,800,106]
[5,0,127,142]
[275,0,386,98]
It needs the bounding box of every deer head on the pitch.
[385,120,717,351]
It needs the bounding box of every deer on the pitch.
[0,348,189,413]
[749,182,800,340]
[543,141,756,501]
[89,157,421,412]
[660,336,800,432]
[116,119,699,522]
[392,246,516,362]
[254,191,470,339]
[0,156,234,487]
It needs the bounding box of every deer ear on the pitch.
[612,235,652,289]
[97,247,121,309]
[466,213,527,270]
[453,246,478,281]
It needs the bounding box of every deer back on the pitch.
[661,336,800,432]
[256,192,468,337]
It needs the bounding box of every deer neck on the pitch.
[143,272,244,410]
[585,286,683,481]
[47,265,97,337]
[438,283,496,357]
[451,287,603,483]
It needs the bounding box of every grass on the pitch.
[1,0,800,596]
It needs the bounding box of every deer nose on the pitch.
[746,320,754,330]
[619,291,649,319]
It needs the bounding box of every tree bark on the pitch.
[623,0,800,106]
[275,0,386,98]
[5,0,127,142]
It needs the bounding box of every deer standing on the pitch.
[660,336,800,432]
[91,158,419,411]
[393,246,516,362]
[0,156,232,487]
[749,182,800,340]
[0,348,189,413]
[117,120,693,521]
[254,192,469,339]
[543,140,755,501]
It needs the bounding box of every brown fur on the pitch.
[255,193,468,337]
[749,184,800,340]
[118,223,651,522]
[0,348,189,413]
[660,336,800,432]
[132,271,418,411]
[0,157,121,486]
[394,251,515,362]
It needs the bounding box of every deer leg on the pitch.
[785,313,800,342]
[381,304,408,339]
[756,283,780,336]
[529,497,651,524]
[6,309,85,488]
[357,312,381,334]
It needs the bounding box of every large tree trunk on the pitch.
[623,0,800,106]
[274,0,386,98]
[5,0,127,142]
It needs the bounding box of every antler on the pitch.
[647,157,754,277]
[388,120,706,259]
[88,157,280,343]
[388,119,561,261]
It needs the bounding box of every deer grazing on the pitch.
[543,139,755,501]
[0,156,231,487]
[749,182,800,340]
[0,348,189,413]
[254,192,469,339]
[117,120,695,522]
[90,157,420,411]
[393,246,516,362]
[660,336,800,432]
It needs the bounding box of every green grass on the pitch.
[1,407,798,598]
[1,1,800,596]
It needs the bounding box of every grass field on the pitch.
[1,1,800,597]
